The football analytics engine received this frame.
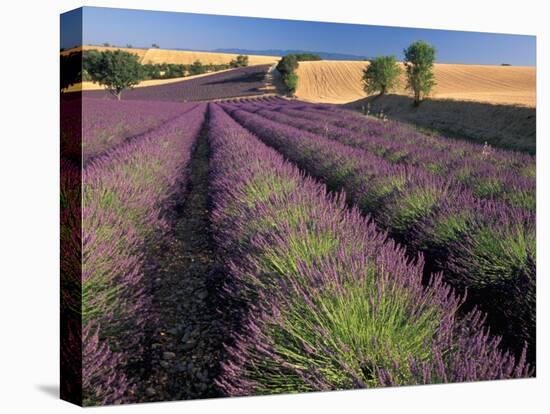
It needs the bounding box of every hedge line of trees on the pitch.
[229,54,249,68]
[290,53,322,62]
[276,53,322,94]
[139,61,233,80]
[362,40,436,106]
[61,50,250,99]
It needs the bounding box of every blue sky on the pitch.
[61,6,536,66]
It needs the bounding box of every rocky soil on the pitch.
[135,119,229,402]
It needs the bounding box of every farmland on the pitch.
[63,102,207,404]
[222,98,535,362]
[82,64,275,101]
[62,88,535,404]
[58,23,537,406]
[295,60,536,106]
[294,60,536,153]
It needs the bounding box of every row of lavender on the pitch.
[221,100,536,362]
[63,104,206,405]
[253,96,533,169]
[207,103,529,395]
[61,98,195,164]
[82,99,198,163]
[241,98,535,211]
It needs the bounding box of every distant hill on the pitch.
[213,48,370,61]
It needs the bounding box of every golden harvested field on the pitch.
[139,48,279,65]
[295,60,536,106]
[62,45,279,66]
[61,45,149,60]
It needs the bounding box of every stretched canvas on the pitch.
[60,6,536,406]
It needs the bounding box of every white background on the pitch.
[0,0,547,412]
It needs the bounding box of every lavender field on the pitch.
[222,98,536,362]
[61,90,535,405]
[53,33,542,403]
[56,5,542,408]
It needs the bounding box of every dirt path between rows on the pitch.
[137,111,228,402]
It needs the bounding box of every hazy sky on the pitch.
[61,6,536,66]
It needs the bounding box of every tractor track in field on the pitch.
[136,109,229,402]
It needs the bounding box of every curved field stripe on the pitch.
[83,65,273,102]
[208,103,529,396]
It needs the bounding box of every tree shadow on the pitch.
[202,70,267,86]
[270,68,291,95]
[345,94,536,154]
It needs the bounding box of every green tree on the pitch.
[88,50,143,100]
[403,41,436,106]
[82,50,102,81]
[141,64,162,80]
[188,60,205,75]
[230,54,249,68]
[293,53,321,61]
[238,55,249,66]
[165,64,185,78]
[277,54,299,75]
[362,56,402,96]
[285,73,298,94]
[277,54,300,94]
